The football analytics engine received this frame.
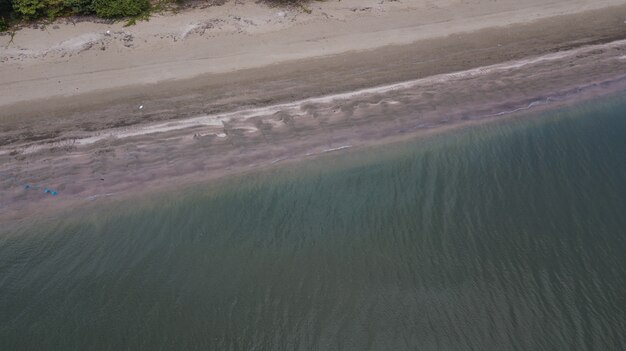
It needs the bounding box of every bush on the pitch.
[92,0,148,18]
[1,0,11,30]
[12,0,69,20]
[12,0,45,19]
[0,17,7,31]
[43,0,67,19]
[11,0,151,21]
[1,0,12,16]
[1,0,311,30]
[63,0,92,14]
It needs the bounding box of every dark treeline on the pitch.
[0,0,306,30]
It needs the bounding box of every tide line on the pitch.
[3,39,626,155]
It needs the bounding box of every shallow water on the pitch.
[1,95,625,350]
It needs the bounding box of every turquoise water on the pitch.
[1,95,625,350]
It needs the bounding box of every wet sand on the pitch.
[1,3,626,220]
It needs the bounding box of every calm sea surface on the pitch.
[1,95,625,350]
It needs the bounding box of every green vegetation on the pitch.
[1,0,150,30]
[91,0,149,18]
[5,0,149,20]
[1,0,13,30]
[0,0,311,31]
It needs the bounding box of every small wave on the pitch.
[270,157,288,164]
[86,193,117,201]
[322,145,352,153]
[306,145,353,156]
[485,100,547,118]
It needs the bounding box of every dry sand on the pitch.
[1,0,626,220]
[1,0,625,108]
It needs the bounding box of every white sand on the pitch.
[1,0,624,108]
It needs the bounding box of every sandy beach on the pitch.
[1,0,626,219]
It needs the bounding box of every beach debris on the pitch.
[0,171,59,197]
[121,33,134,47]
[44,188,58,196]
[139,105,144,110]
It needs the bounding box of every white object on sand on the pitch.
[139,105,144,109]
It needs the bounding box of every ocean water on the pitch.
[1,95,625,350]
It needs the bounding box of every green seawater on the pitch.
[1,95,625,350]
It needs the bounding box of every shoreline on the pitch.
[1,68,625,222]
[3,86,625,228]
[1,1,626,222]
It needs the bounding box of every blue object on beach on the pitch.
[3,173,58,197]
[42,188,58,196]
